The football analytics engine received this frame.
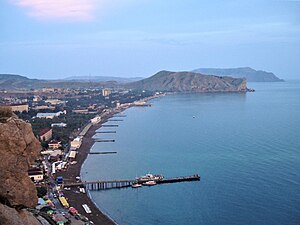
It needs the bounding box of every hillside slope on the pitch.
[125,71,248,92]
[192,67,283,82]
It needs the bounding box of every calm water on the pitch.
[82,81,300,225]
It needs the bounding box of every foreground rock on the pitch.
[0,110,41,224]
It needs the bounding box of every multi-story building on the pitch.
[39,128,53,142]
[6,104,29,112]
[102,88,111,97]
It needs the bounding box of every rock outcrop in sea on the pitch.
[0,107,41,225]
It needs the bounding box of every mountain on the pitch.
[125,70,248,92]
[192,67,283,82]
[0,74,40,90]
[0,74,144,90]
[64,76,143,83]
[0,74,120,90]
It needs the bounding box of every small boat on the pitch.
[132,183,142,188]
[143,180,156,186]
[137,173,163,182]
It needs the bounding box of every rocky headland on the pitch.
[125,70,248,92]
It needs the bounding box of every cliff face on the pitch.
[0,113,41,224]
[126,71,247,92]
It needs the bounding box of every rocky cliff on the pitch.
[0,108,41,225]
[125,70,247,92]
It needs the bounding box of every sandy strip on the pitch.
[57,114,117,225]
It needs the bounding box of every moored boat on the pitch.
[137,173,163,182]
[143,180,156,186]
[132,183,142,188]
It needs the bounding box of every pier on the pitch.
[102,124,118,127]
[113,115,127,117]
[95,131,116,134]
[107,119,123,122]
[93,139,115,142]
[89,151,117,155]
[63,174,200,190]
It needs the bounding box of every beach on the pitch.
[57,113,117,225]
[56,95,163,224]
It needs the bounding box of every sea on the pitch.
[81,81,300,225]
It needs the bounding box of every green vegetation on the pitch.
[36,186,47,198]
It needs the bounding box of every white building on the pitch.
[51,123,67,128]
[91,116,101,124]
[68,151,77,159]
[102,88,111,97]
[70,137,82,149]
[36,111,65,119]
[28,169,44,182]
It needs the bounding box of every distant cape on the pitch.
[192,67,283,82]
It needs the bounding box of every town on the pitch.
[0,87,161,225]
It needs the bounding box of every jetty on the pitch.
[102,125,118,127]
[63,174,200,190]
[89,151,117,155]
[95,131,116,134]
[113,114,127,117]
[93,139,115,142]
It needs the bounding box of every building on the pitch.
[34,105,55,110]
[36,111,65,119]
[91,116,101,124]
[42,88,55,92]
[102,88,111,97]
[45,99,66,105]
[6,104,29,112]
[51,123,67,128]
[50,149,63,157]
[28,168,44,182]
[70,137,82,149]
[39,128,53,142]
[68,150,77,159]
[48,140,62,149]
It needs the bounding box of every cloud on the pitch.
[12,0,97,21]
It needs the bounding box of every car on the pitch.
[74,214,81,220]
[85,222,95,225]
[81,215,89,222]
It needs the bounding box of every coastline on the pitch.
[57,114,117,225]
[58,94,163,224]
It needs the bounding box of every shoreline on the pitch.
[57,112,118,225]
[58,94,163,224]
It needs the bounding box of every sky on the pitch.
[0,0,300,79]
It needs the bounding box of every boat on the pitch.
[137,173,164,182]
[143,180,156,186]
[131,183,142,188]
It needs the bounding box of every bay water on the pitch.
[81,81,300,225]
